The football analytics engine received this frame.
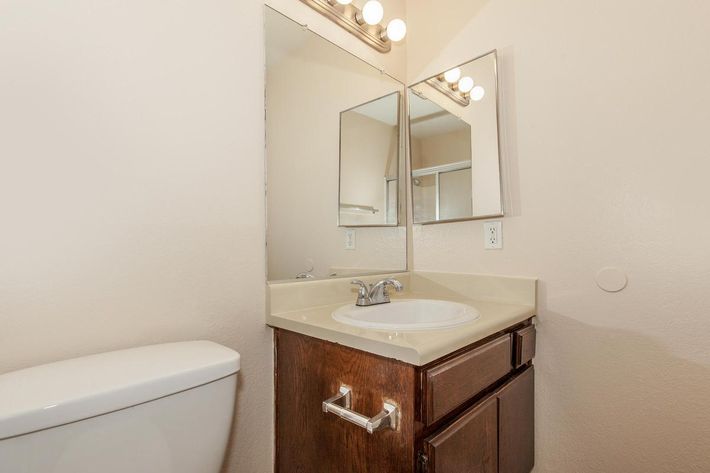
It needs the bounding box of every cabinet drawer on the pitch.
[423,335,512,425]
[423,396,498,473]
[513,325,536,368]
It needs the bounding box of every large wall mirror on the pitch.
[409,51,503,224]
[265,7,407,282]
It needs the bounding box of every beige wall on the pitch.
[407,1,710,472]
[0,1,272,472]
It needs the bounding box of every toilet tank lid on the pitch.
[0,341,240,441]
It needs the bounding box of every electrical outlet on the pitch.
[484,221,502,249]
[344,229,356,250]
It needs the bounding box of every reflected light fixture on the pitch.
[443,68,462,84]
[426,77,470,107]
[470,85,486,101]
[458,76,474,93]
[301,0,407,53]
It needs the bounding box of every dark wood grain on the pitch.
[498,366,535,473]
[274,329,416,473]
[513,325,536,368]
[274,319,535,473]
[423,334,512,425]
[424,396,498,473]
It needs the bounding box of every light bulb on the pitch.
[336,0,352,4]
[362,1,384,25]
[470,85,486,101]
[458,76,474,93]
[386,19,407,42]
[443,68,461,84]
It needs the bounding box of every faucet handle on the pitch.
[350,279,370,294]
[351,280,370,306]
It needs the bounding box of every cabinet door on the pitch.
[498,367,535,473]
[275,329,417,473]
[423,396,498,473]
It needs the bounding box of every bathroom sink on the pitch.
[332,299,480,332]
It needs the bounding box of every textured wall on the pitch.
[406,0,710,471]
[0,1,271,471]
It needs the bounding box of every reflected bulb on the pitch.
[470,85,486,101]
[443,68,461,84]
[362,1,384,25]
[386,19,407,42]
[458,76,474,93]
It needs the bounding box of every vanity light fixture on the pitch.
[386,18,407,42]
[361,0,384,25]
[300,0,406,53]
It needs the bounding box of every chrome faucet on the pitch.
[351,278,404,306]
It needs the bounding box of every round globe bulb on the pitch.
[443,68,461,84]
[470,85,486,101]
[458,76,474,93]
[362,1,384,25]
[386,19,407,42]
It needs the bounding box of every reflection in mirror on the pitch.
[265,7,406,282]
[339,92,400,226]
[409,51,502,224]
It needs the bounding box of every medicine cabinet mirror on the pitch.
[409,51,503,224]
[265,7,407,282]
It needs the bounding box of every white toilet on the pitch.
[0,341,240,473]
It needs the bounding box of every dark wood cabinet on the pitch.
[422,396,499,473]
[274,319,535,473]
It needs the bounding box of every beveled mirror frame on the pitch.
[408,49,504,225]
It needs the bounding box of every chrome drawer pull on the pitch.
[322,386,399,434]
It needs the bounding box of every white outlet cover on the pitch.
[344,229,356,250]
[484,221,503,249]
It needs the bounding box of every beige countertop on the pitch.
[267,272,537,366]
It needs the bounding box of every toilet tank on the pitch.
[0,341,240,473]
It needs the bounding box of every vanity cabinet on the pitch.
[274,318,535,473]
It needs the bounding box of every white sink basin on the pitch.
[332,299,480,332]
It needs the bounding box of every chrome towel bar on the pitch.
[322,386,398,434]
